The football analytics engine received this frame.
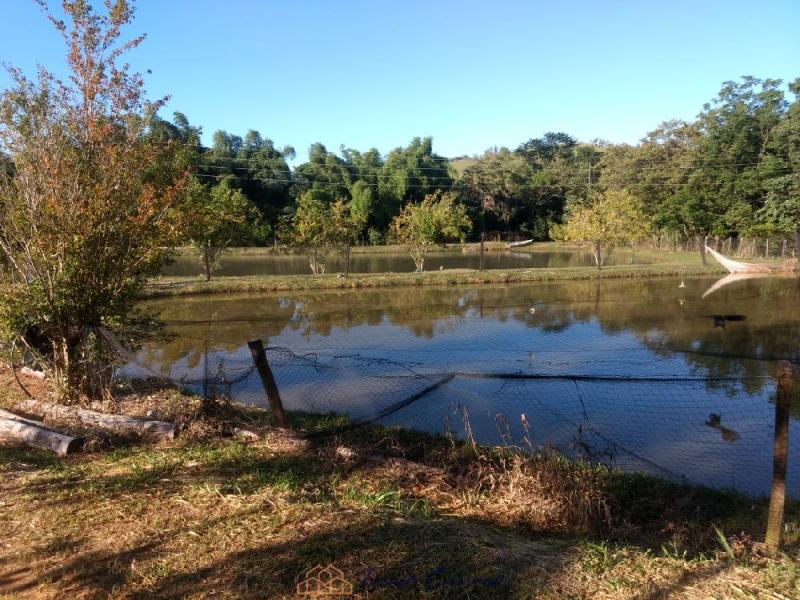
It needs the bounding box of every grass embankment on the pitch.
[147,244,726,298]
[146,261,723,299]
[1,377,798,599]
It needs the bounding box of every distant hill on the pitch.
[448,156,478,176]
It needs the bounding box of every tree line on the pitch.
[144,74,799,257]
[0,0,797,403]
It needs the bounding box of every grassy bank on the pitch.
[1,395,798,599]
[144,263,724,298]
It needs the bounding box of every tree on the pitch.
[348,180,374,242]
[184,179,258,281]
[290,192,358,274]
[390,191,471,272]
[460,148,535,241]
[597,120,700,236]
[756,78,800,242]
[200,129,294,243]
[377,137,452,229]
[0,0,186,402]
[689,77,789,237]
[561,189,650,269]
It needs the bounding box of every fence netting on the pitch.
[120,341,797,499]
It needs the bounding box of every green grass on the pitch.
[1,411,797,599]
[146,243,728,298]
[144,263,723,298]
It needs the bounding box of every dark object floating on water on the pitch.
[707,314,747,329]
[705,413,741,443]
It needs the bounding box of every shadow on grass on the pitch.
[3,418,797,599]
[9,509,752,600]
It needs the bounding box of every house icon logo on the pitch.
[296,564,361,598]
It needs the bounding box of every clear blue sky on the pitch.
[1,0,798,161]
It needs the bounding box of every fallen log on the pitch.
[0,410,83,456]
[18,399,176,441]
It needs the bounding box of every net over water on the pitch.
[122,276,800,497]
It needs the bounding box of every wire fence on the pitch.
[120,342,799,499]
[647,234,799,259]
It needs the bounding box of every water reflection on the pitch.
[127,276,800,496]
[161,248,652,277]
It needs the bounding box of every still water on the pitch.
[161,248,652,277]
[126,276,800,497]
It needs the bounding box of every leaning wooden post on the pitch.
[344,243,351,279]
[766,361,794,554]
[247,339,287,428]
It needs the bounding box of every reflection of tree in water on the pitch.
[496,277,799,395]
[137,287,474,370]
[137,277,799,397]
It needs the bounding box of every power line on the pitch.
[148,139,794,171]
[188,169,796,193]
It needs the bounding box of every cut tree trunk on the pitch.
[18,399,176,441]
[0,409,83,456]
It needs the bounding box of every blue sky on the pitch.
[1,0,798,161]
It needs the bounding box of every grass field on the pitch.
[145,260,724,299]
[1,395,798,599]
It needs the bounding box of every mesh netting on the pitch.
[116,276,800,498]
[119,344,797,498]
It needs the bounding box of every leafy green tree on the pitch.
[377,137,452,228]
[460,148,535,240]
[756,78,800,241]
[0,0,186,402]
[390,191,471,271]
[348,180,374,243]
[688,77,789,237]
[293,143,353,199]
[598,120,700,235]
[184,179,258,281]
[516,132,577,165]
[561,189,650,269]
[290,192,358,274]
[200,129,294,243]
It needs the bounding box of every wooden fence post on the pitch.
[344,243,351,279]
[247,339,287,429]
[479,233,485,271]
[765,361,794,554]
[700,236,708,266]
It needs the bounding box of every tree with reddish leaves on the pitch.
[0,1,187,403]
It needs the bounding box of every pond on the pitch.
[161,247,652,277]
[124,275,800,497]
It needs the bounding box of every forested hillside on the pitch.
[145,76,799,246]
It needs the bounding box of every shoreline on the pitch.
[143,263,725,298]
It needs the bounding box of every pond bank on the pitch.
[144,263,724,298]
[0,360,797,598]
[1,400,797,598]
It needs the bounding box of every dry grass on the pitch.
[1,402,798,599]
[1,365,797,598]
